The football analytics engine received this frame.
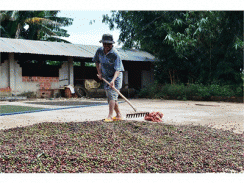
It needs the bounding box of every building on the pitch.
[0,37,155,98]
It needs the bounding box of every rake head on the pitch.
[126,112,150,118]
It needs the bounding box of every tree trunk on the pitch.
[15,23,21,39]
[169,70,173,85]
[169,69,177,85]
[173,70,175,84]
[175,70,179,83]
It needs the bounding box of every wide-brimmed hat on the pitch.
[99,34,115,44]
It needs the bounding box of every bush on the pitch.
[155,84,169,98]
[138,83,161,98]
[197,85,211,98]
[157,83,199,100]
[183,83,235,98]
[208,84,220,96]
[200,84,235,97]
[166,83,185,98]
[138,87,151,98]
[184,84,199,97]
[137,82,243,99]
[233,85,244,97]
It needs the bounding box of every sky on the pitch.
[57,10,121,47]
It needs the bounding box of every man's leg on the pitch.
[114,101,122,118]
[105,89,115,120]
[106,89,122,119]
[108,100,115,119]
[113,74,123,119]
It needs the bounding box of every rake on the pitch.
[100,76,149,118]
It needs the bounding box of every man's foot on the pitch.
[112,116,123,121]
[103,118,113,122]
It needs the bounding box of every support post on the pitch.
[67,57,74,86]
[9,53,16,93]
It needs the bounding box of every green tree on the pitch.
[103,11,244,86]
[164,11,244,85]
[0,11,73,42]
[103,11,188,84]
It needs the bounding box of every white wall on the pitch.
[21,80,39,94]
[5,55,39,94]
[0,53,67,94]
[59,57,74,88]
[0,60,9,88]
[59,61,69,87]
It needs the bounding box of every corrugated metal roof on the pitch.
[0,37,93,58]
[74,45,155,62]
[77,45,100,56]
[117,48,155,62]
[0,37,155,62]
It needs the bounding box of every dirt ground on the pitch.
[0,98,244,134]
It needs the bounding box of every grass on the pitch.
[0,105,45,114]
[0,121,243,173]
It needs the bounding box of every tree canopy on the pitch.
[103,11,244,86]
[0,11,73,42]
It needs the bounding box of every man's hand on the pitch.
[109,80,115,89]
[96,63,102,80]
[109,71,120,89]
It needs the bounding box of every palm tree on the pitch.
[0,11,73,42]
[0,11,17,38]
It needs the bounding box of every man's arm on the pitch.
[93,49,102,80]
[109,71,120,88]
[96,63,102,80]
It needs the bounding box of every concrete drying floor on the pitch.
[0,98,244,134]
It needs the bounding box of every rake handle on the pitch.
[99,75,137,112]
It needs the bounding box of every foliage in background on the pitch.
[103,11,244,87]
[0,11,73,42]
[85,62,96,67]
[138,82,244,99]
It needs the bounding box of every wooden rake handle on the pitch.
[98,75,137,112]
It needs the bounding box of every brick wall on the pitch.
[22,76,59,98]
[0,87,11,92]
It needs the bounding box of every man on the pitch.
[93,34,125,122]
